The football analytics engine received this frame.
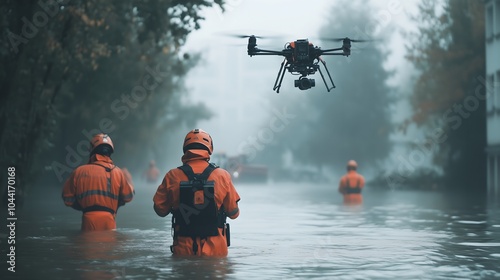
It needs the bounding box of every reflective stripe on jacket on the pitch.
[62,154,135,214]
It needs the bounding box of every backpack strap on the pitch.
[199,163,218,180]
[177,162,218,182]
[177,164,196,181]
[344,176,361,194]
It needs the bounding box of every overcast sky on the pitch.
[182,0,420,156]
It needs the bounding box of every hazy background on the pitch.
[185,1,420,182]
[184,0,418,153]
[0,0,489,198]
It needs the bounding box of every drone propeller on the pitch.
[321,37,374,43]
[219,32,285,40]
[229,34,265,39]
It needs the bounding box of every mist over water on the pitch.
[2,182,499,279]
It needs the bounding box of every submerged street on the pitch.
[3,182,500,279]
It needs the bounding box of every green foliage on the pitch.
[0,0,224,188]
[406,0,486,189]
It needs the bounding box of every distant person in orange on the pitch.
[62,133,135,231]
[153,129,241,257]
[143,160,160,183]
[338,160,365,204]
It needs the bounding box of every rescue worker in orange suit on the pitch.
[338,160,365,204]
[153,129,241,257]
[62,133,135,231]
[143,160,160,183]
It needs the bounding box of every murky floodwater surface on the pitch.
[2,182,500,279]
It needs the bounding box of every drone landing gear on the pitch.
[318,58,336,92]
[273,58,288,93]
[272,58,336,93]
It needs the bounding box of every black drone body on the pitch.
[245,35,362,93]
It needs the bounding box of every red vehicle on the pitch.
[212,153,268,183]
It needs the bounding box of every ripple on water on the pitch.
[11,186,500,279]
[457,242,500,247]
[457,220,487,225]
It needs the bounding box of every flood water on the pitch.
[2,182,500,279]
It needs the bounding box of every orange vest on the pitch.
[62,154,135,230]
[338,170,365,204]
[153,150,240,256]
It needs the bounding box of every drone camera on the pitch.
[295,77,315,90]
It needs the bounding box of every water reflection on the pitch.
[72,231,122,280]
[4,184,500,279]
[167,257,234,279]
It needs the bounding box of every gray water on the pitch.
[2,182,500,280]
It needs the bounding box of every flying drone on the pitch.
[236,35,369,93]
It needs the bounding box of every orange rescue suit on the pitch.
[338,170,365,204]
[153,150,240,257]
[62,154,135,231]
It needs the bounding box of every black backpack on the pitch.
[173,163,222,237]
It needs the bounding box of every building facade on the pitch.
[485,0,500,196]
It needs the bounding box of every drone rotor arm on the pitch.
[319,53,349,56]
[246,36,286,56]
[250,48,288,56]
[319,47,350,56]
[319,47,344,53]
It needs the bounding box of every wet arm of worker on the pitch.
[153,173,174,217]
[359,175,366,189]
[222,171,240,219]
[118,170,135,206]
[338,177,346,194]
[62,171,82,211]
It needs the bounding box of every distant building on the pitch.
[485,0,500,196]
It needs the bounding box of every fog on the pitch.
[182,0,420,182]
[0,0,493,206]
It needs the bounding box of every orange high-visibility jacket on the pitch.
[338,170,365,204]
[153,150,240,257]
[62,154,135,230]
